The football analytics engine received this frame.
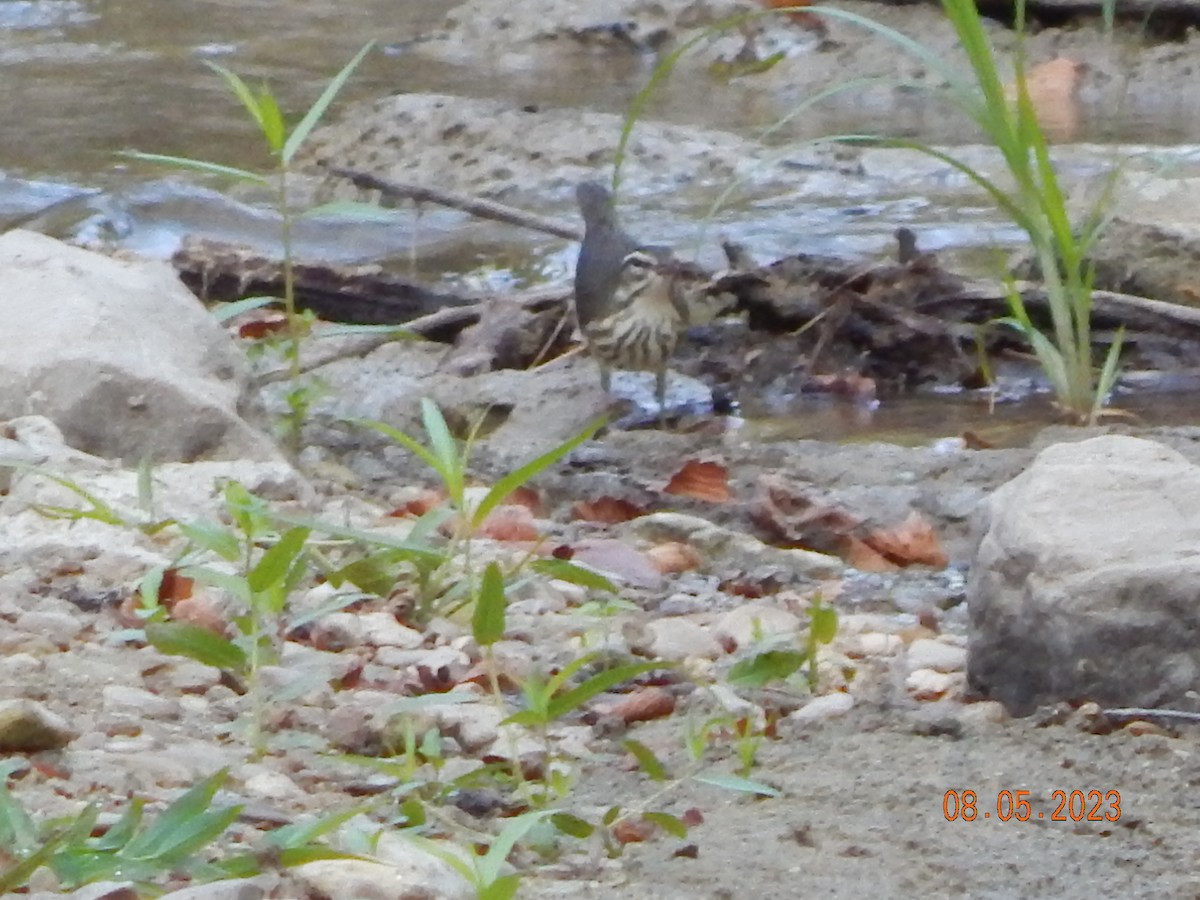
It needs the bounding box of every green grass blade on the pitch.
[471,416,604,527]
[547,660,667,721]
[693,772,780,797]
[145,621,248,674]
[282,41,375,163]
[472,562,507,647]
[247,526,311,593]
[204,62,267,136]
[119,151,268,184]
[210,296,280,323]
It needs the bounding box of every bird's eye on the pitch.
[622,251,655,270]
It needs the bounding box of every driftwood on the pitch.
[173,236,476,325]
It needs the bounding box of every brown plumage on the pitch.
[574,182,707,419]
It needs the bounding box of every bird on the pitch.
[573,182,704,420]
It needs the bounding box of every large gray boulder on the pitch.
[0,230,275,462]
[968,435,1200,715]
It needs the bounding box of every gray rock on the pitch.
[968,435,1200,715]
[0,699,76,751]
[0,230,275,463]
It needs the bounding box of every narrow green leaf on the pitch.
[204,61,266,133]
[643,811,689,839]
[550,812,595,839]
[210,296,279,323]
[602,806,621,826]
[282,41,375,163]
[529,558,617,593]
[255,85,286,153]
[247,526,311,593]
[121,769,235,859]
[354,418,447,483]
[90,798,144,850]
[622,739,668,781]
[472,562,507,646]
[119,151,267,184]
[471,417,605,527]
[419,399,463,497]
[547,660,667,721]
[0,783,37,849]
[727,649,806,689]
[145,621,247,673]
[808,605,838,645]
[478,874,522,900]
[476,810,556,886]
[693,772,780,797]
[177,520,242,561]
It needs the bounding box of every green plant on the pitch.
[617,0,1123,423]
[124,43,375,453]
[0,769,240,893]
[355,399,605,624]
[139,481,317,757]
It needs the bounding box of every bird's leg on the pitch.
[599,363,612,395]
[655,366,669,427]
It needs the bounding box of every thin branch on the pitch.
[324,166,583,241]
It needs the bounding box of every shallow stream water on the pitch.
[6,0,1200,440]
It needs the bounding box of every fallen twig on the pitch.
[325,165,583,242]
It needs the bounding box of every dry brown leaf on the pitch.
[388,488,446,518]
[861,512,948,569]
[645,541,702,575]
[664,459,731,502]
[505,485,543,515]
[1006,56,1082,141]
[572,496,647,524]
[170,593,230,637]
[843,535,899,573]
[605,686,676,725]
[961,430,994,451]
[476,504,539,542]
[236,311,288,339]
[612,818,657,844]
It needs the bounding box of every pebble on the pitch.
[714,602,801,648]
[905,668,964,701]
[789,692,856,722]
[642,616,722,660]
[102,685,181,720]
[0,698,76,751]
[357,612,425,649]
[907,638,967,673]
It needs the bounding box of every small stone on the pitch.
[907,638,967,673]
[358,612,424,649]
[102,685,181,720]
[851,632,903,658]
[642,617,721,661]
[905,668,962,701]
[0,699,76,751]
[241,769,306,803]
[789,693,855,723]
[291,856,471,900]
[310,612,365,651]
[14,609,83,647]
[956,701,1009,730]
[714,602,800,649]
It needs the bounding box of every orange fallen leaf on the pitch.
[572,496,646,524]
[476,504,540,542]
[388,488,446,517]
[861,512,947,569]
[843,535,899,573]
[170,593,230,637]
[604,686,676,725]
[505,485,542,515]
[1005,56,1081,141]
[236,312,288,339]
[158,568,194,604]
[664,459,730,502]
[612,818,656,844]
